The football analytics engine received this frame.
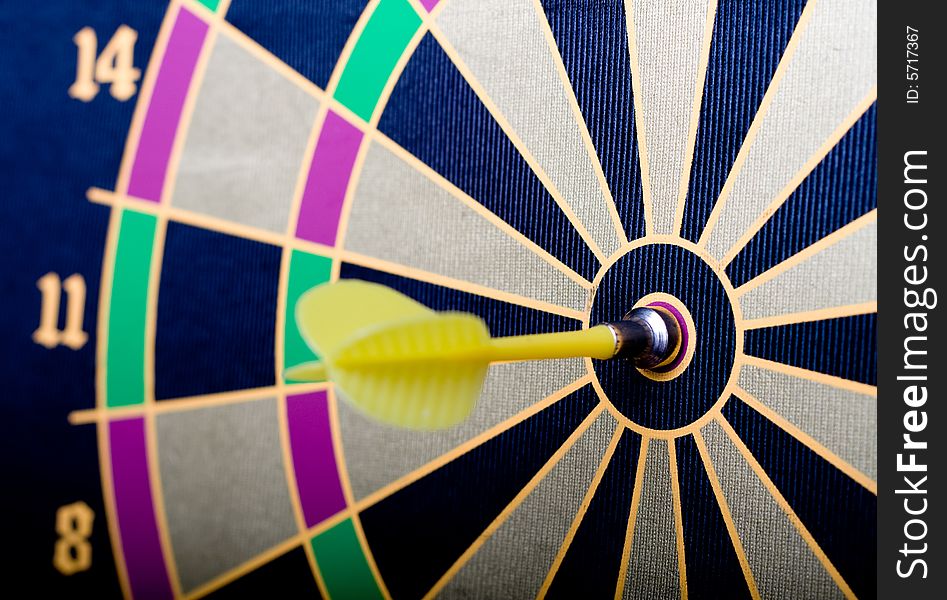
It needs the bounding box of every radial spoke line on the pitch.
[69,384,330,426]
[87,187,333,253]
[342,140,592,314]
[213,0,597,291]
[699,0,876,259]
[421,404,608,600]
[692,430,760,600]
[673,0,718,237]
[183,534,310,599]
[431,0,628,254]
[735,209,877,297]
[622,0,654,236]
[733,388,876,494]
[694,0,819,249]
[743,301,877,330]
[630,0,715,237]
[179,9,598,292]
[185,499,354,600]
[340,250,587,320]
[353,375,594,514]
[719,90,877,267]
[537,423,625,599]
[88,187,586,320]
[614,436,650,600]
[210,5,373,130]
[213,12,324,100]
[427,24,609,262]
[370,130,594,289]
[409,0,627,253]
[528,0,629,245]
[716,416,856,598]
[667,441,688,599]
[742,356,876,397]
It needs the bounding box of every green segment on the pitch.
[196,0,221,11]
[106,210,157,408]
[284,250,332,381]
[311,519,384,600]
[333,0,422,121]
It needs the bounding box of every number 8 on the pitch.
[53,502,94,575]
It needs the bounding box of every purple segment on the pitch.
[295,110,363,246]
[286,391,347,527]
[109,417,174,600]
[649,301,689,372]
[127,8,208,202]
[419,0,440,11]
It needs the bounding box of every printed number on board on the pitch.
[68,26,141,102]
[53,502,94,575]
[33,273,88,350]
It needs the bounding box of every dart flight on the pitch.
[286,280,680,430]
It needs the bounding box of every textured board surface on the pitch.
[2,1,877,597]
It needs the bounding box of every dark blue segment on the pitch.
[682,0,807,242]
[226,0,368,89]
[205,545,321,599]
[540,0,645,241]
[723,397,876,599]
[590,244,736,430]
[676,435,751,599]
[360,385,600,600]
[745,314,877,385]
[0,1,165,595]
[340,262,580,336]
[378,35,598,281]
[727,105,877,287]
[546,429,641,599]
[155,223,280,399]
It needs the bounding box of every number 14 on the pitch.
[68,25,140,102]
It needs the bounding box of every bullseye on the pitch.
[632,293,696,382]
[588,242,739,433]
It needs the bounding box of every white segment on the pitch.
[740,364,876,481]
[172,35,319,233]
[631,0,713,235]
[344,142,589,313]
[739,218,876,320]
[338,359,587,500]
[701,420,844,599]
[622,439,680,599]
[705,0,876,259]
[437,411,617,599]
[435,0,623,255]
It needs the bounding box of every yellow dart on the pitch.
[285,280,681,430]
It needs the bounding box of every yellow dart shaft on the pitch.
[487,325,617,362]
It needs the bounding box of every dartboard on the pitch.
[2,0,877,598]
